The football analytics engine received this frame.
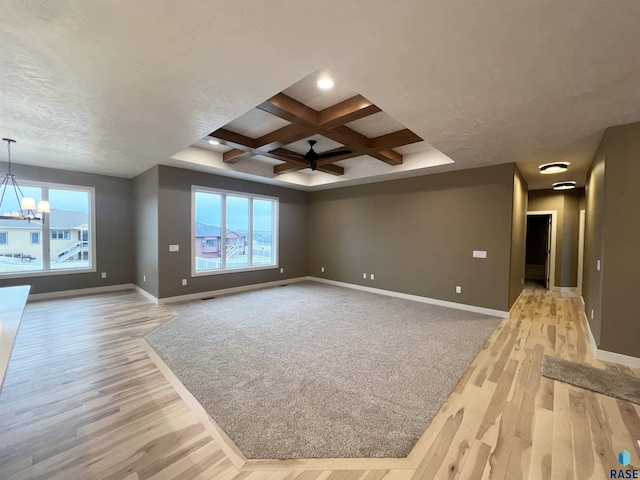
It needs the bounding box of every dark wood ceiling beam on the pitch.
[217,92,422,174]
[324,125,403,165]
[371,129,423,150]
[255,124,310,151]
[209,131,345,174]
[318,95,381,129]
[208,128,257,150]
[257,93,318,127]
[223,149,253,164]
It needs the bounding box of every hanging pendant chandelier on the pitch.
[0,138,50,222]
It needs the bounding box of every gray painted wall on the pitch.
[587,123,640,357]
[584,155,605,344]
[308,164,517,312]
[133,166,159,297]
[0,162,134,294]
[155,166,309,299]
[509,166,528,307]
[528,188,585,288]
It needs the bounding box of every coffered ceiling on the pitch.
[1,1,640,191]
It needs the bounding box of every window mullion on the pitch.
[42,188,51,270]
[221,194,227,270]
[248,198,253,266]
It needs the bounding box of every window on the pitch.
[0,183,95,276]
[51,230,71,240]
[0,232,7,245]
[193,186,278,275]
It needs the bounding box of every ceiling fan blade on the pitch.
[316,150,352,159]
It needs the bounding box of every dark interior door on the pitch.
[525,214,551,288]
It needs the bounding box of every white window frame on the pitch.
[191,185,279,277]
[51,230,71,240]
[0,181,96,279]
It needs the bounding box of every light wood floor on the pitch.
[1,287,639,479]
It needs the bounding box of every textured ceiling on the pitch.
[1,1,639,191]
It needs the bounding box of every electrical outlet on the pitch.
[101,272,107,278]
[597,259,601,271]
[370,274,374,280]
[456,286,462,294]
[591,309,594,320]
[280,268,284,273]
[472,250,487,258]
[363,273,367,279]
[143,275,146,282]
[321,266,324,273]
[169,244,179,252]
[182,279,187,286]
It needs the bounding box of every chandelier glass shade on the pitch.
[0,138,49,222]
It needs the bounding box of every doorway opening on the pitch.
[525,211,557,290]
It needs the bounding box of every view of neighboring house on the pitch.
[0,209,89,263]
[194,222,246,259]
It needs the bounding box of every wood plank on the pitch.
[0,285,636,480]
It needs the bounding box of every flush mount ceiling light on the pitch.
[539,162,570,174]
[0,139,50,222]
[316,76,334,90]
[553,181,577,191]
[208,139,220,145]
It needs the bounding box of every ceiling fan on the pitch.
[275,140,351,171]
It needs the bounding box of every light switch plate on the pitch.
[169,244,179,252]
[473,250,487,258]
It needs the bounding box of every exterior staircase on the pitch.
[57,241,89,262]
[226,243,243,258]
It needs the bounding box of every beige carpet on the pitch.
[542,355,640,404]
[146,281,501,459]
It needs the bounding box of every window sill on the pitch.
[0,267,96,280]
[192,264,278,277]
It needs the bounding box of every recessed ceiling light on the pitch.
[553,181,577,191]
[539,162,569,174]
[208,139,220,145]
[317,77,334,90]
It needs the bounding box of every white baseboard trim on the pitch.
[157,276,310,304]
[133,285,160,305]
[28,283,135,301]
[509,288,526,316]
[581,311,599,357]
[595,349,640,369]
[581,311,640,369]
[552,286,578,294]
[308,277,510,318]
